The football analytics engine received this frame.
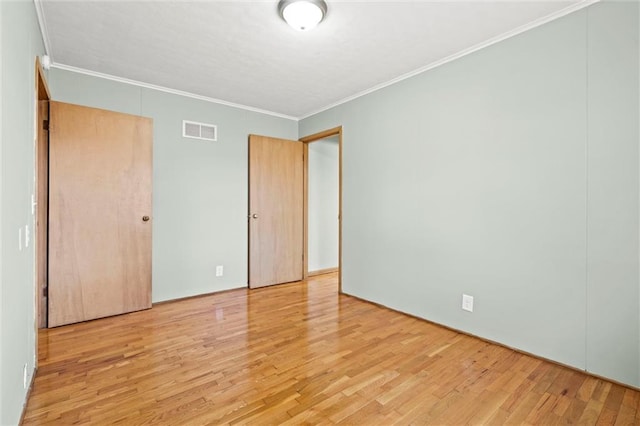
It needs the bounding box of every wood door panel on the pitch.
[249,135,303,288]
[37,100,49,328]
[48,101,152,327]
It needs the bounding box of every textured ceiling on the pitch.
[38,0,588,119]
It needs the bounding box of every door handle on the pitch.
[252,214,258,219]
[142,216,150,222]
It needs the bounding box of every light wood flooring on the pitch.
[23,273,640,424]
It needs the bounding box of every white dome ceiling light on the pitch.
[278,0,328,31]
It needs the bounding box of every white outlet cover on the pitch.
[216,265,223,277]
[23,364,28,389]
[462,294,474,312]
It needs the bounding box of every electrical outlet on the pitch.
[23,363,28,389]
[216,265,223,277]
[25,224,30,248]
[462,294,474,312]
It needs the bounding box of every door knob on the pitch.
[142,216,150,222]
[252,214,258,219]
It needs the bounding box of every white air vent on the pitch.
[182,120,217,141]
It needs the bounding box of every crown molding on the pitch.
[33,0,52,57]
[50,63,299,121]
[299,0,600,120]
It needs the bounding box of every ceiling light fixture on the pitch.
[278,0,327,31]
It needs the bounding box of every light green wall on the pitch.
[1,0,4,419]
[0,0,46,424]
[48,69,298,302]
[300,1,639,387]
[586,1,640,385]
[1,0,4,420]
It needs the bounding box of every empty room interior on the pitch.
[2,0,640,424]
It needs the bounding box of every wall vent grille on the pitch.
[182,120,217,141]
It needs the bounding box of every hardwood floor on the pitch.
[24,273,640,425]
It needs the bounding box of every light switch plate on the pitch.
[462,294,474,312]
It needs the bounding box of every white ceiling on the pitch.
[37,0,590,119]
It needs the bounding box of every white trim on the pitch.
[50,63,299,121]
[33,0,52,58]
[299,0,600,120]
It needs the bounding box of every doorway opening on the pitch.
[300,126,343,293]
[35,56,50,331]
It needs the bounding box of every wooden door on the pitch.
[36,100,49,327]
[48,101,153,327]
[249,135,304,288]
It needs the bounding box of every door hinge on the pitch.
[42,286,48,297]
[43,120,49,131]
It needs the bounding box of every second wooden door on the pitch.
[249,135,304,288]
[48,101,153,327]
